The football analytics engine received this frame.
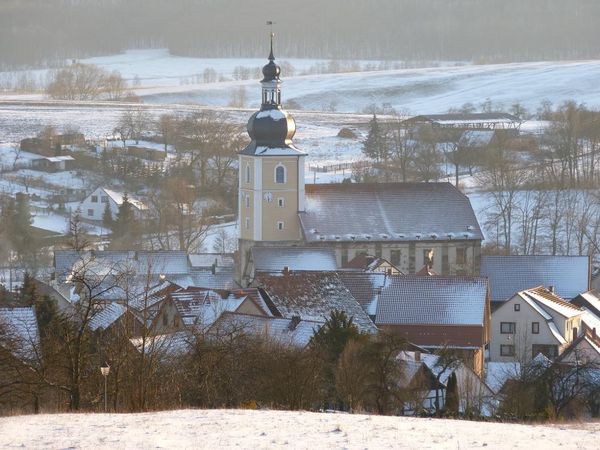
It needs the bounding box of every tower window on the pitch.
[245,163,251,184]
[277,221,285,231]
[277,197,285,207]
[245,218,250,229]
[275,164,286,183]
[245,195,250,208]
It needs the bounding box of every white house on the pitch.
[78,187,147,222]
[490,286,585,362]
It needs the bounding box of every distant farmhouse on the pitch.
[237,49,484,285]
[79,187,147,222]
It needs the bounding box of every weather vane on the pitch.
[266,21,276,58]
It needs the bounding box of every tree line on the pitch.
[2,0,600,69]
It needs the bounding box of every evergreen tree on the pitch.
[20,272,37,305]
[11,193,37,268]
[111,193,138,248]
[102,201,113,230]
[444,372,459,416]
[362,114,388,163]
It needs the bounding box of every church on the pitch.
[238,41,483,286]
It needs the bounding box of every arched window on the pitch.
[245,163,251,184]
[275,164,286,184]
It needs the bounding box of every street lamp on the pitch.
[100,362,110,412]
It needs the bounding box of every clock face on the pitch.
[264,192,273,202]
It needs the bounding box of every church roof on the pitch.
[299,182,483,243]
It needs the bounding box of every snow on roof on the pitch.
[407,113,520,125]
[101,188,147,210]
[0,307,40,362]
[481,255,590,302]
[301,183,483,243]
[55,250,191,282]
[485,361,521,394]
[188,253,235,269]
[210,312,324,347]
[573,290,600,318]
[524,287,584,319]
[252,247,338,273]
[256,271,377,334]
[130,330,194,356]
[337,271,389,316]
[375,275,489,326]
[239,142,306,157]
[88,303,127,331]
[40,156,75,162]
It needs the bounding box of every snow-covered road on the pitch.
[0,409,598,449]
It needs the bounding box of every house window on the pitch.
[277,221,285,231]
[277,197,285,207]
[245,217,250,229]
[91,195,98,203]
[500,322,516,334]
[532,344,558,359]
[390,249,401,266]
[87,209,94,217]
[275,164,286,183]
[245,195,250,208]
[101,196,108,203]
[514,303,520,312]
[500,345,515,357]
[456,247,466,265]
[532,322,539,334]
[245,163,251,184]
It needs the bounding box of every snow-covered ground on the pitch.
[0,409,598,449]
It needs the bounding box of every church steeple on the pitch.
[260,32,282,108]
[240,32,304,156]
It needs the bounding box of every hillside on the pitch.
[0,409,598,449]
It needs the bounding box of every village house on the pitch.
[78,187,147,222]
[237,47,484,285]
[490,286,585,362]
[254,271,377,334]
[30,155,75,172]
[372,275,491,375]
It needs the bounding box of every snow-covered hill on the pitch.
[0,409,598,449]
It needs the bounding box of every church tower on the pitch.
[238,34,306,283]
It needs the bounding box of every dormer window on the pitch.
[245,163,251,184]
[275,164,286,184]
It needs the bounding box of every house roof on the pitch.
[336,271,389,315]
[168,286,270,331]
[375,275,489,326]
[251,247,338,273]
[572,290,600,318]
[189,253,235,269]
[522,286,584,319]
[343,254,399,273]
[405,113,520,126]
[0,307,40,362]
[210,311,324,347]
[481,255,590,302]
[485,361,521,394]
[300,182,483,243]
[101,188,147,211]
[88,302,128,331]
[54,250,192,283]
[255,271,377,333]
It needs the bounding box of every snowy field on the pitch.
[0,409,598,449]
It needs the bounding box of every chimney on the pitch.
[289,315,301,331]
[415,351,421,362]
[548,285,555,294]
[282,266,291,276]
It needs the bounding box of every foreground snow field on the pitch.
[0,409,598,449]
